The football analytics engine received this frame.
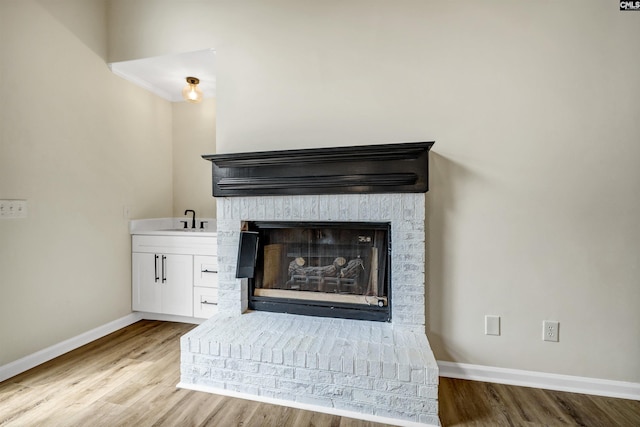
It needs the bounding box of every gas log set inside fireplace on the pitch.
[237,221,391,321]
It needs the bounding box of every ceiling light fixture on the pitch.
[182,76,203,103]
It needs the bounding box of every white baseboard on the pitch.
[5,316,637,411]
[438,360,640,401]
[177,382,439,427]
[0,313,142,383]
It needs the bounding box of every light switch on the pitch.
[0,200,27,218]
[485,315,500,336]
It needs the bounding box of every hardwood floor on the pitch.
[1,321,638,426]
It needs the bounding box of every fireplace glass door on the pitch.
[240,221,391,321]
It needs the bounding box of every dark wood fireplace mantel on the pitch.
[202,141,434,197]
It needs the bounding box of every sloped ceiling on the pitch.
[108,49,216,102]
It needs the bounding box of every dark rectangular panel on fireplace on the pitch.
[202,141,434,197]
[244,221,391,322]
[236,231,259,279]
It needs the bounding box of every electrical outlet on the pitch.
[543,320,559,342]
[0,200,27,218]
[485,315,500,336]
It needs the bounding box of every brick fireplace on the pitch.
[178,143,440,426]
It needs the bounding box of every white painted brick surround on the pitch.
[180,194,439,426]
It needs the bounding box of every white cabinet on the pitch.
[132,252,193,316]
[132,234,217,319]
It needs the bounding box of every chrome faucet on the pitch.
[184,209,196,229]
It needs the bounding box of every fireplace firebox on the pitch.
[237,221,391,321]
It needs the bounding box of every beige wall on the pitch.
[37,0,108,61]
[107,0,223,63]
[0,1,173,365]
[172,98,216,218]
[107,0,640,384]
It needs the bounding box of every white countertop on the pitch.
[130,217,217,237]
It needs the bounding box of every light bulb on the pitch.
[182,77,203,103]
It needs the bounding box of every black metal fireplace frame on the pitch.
[241,221,392,322]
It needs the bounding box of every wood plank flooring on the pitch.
[0,320,638,426]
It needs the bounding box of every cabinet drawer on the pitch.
[132,235,217,256]
[194,255,218,287]
[194,286,218,318]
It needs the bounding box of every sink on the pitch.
[129,218,217,236]
[133,228,217,236]
[159,228,210,232]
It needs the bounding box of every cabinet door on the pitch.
[132,252,161,313]
[160,254,193,316]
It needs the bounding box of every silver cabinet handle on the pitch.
[201,301,218,305]
[154,254,159,283]
[161,255,167,283]
[202,269,218,274]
